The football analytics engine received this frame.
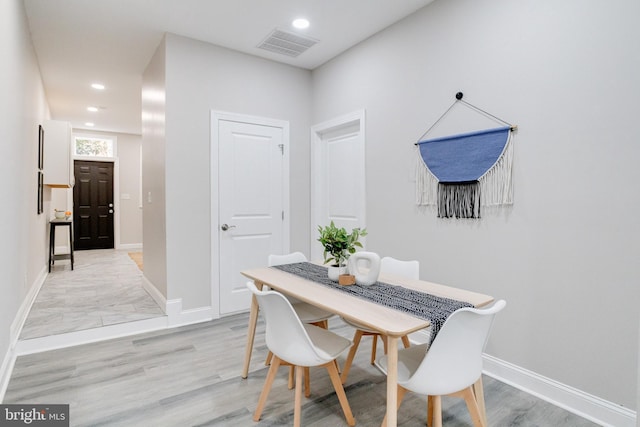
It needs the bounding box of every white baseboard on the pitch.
[0,343,16,403]
[483,354,637,427]
[2,266,46,401]
[141,277,213,327]
[141,276,167,315]
[14,316,168,356]
[10,266,47,345]
[166,298,213,328]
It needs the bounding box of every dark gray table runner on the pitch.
[272,262,472,344]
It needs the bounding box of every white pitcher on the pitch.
[348,252,381,286]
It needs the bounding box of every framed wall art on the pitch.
[38,124,44,170]
[37,171,44,214]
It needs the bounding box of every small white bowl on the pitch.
[54,211,66,219]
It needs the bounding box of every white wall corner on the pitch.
[165,298,182,322]
[168,306,213,328]
[141,275,167,315]
[2,266,47,401]
[166,298,213,328]
[483,354,637,427]
[0,344,17,403]
[10,266,47,345]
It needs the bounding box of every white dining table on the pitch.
[241,264,493,427]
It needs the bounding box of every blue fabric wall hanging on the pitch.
[415,94,516,218]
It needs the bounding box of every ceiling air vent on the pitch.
[257,29,319,57]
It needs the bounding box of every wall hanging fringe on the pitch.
[415,92,517,218]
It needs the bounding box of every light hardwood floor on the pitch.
[20,249,164,340]
[5,313,599,427]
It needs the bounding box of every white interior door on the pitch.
[311,110,366,261]
[213,113,289,315]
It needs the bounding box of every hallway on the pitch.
[20,249,164,340]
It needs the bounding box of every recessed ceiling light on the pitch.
[85,122,94,127]
[87,106,98,112]
[91,83,105,90]
[292,18,310,29]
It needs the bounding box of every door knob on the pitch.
[109,203,114,207]
[109,209,113,213]
[221,223,236,231]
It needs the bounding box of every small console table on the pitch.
[49,219,74,272]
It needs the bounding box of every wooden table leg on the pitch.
[241,293,260,379]
[385,336,399,427]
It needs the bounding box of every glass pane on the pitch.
[74,137,114,157]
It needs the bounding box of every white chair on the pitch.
[340,256,419,384]
[268,252,334,327]
[378,299,507,427]
[248,282,356,427]
[264,252,336,388]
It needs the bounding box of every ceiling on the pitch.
[24,0,433,135]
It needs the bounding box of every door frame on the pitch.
[210,111,290,319]
[71,157,121,249]
[310,109,366,261]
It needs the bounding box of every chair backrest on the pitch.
[403,300,506,396]
[267,252,307,303]
[268,251,307,267]
[246,281,329,366]
[380,256,420,279]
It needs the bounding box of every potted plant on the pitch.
[317,221,367,282]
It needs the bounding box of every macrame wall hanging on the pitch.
[415,92,517,219]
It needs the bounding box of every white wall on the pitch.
[116,132,143,246]
[312,0,639,411]
[0,0,50,394]
[159,34,311,308]
[142,38,168,298]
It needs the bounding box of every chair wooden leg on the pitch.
[341,329,363,383]
[265,351,273,366]
[293,365,304,427]
[304,367,311,398]
[461,386,485,427]
[382,334,388,354]
[401,334,411,348]
[427,395,434,427]
[288,365,295,389]
[473,376,487,426]
[371,333,379,364]
[380,385,406,427]
[253,356,281,421]
[432,395,442,427]
[326,361,356,426]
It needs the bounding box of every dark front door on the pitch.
[73,160,114,250]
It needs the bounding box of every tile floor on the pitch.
[20,249,165,340]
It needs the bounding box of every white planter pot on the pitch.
[327,264,346,282]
